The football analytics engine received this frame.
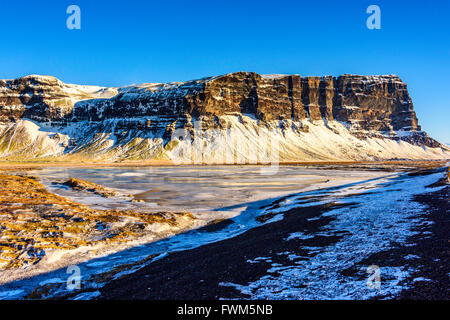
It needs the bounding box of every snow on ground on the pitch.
[0,166,443,299]
[220,170,445,299]
[0,166,389,299]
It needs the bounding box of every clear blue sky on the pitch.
[0,0,449,143]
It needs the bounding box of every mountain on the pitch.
[0,72,448,163]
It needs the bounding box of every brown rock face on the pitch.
[0,75,115,123]
[0,75,78,123]
[333,74,420,131]
[0,72,438,147]
[71,72,419,129]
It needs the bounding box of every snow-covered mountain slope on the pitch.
[0,73,448,162]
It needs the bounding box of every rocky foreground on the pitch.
[0,172,196,275]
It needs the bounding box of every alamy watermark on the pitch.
[366,5,381,30]
[66,265,81,290]
[168,119,280,175]
[66,5,81,30]
[366,265,381,289]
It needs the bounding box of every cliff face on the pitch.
[67,72,419,129]
[0,75,116,123]
[0,72,418,127]
[0,72,447,162]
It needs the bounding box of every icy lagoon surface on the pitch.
[36,165,390,220]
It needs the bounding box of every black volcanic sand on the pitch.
[98,199,352,300]
[361,177,448,300]
[98,169,449,300]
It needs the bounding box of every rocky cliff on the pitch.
[0,72,448,162]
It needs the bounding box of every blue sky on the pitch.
[0,0,449,142]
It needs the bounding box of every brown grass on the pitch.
[0,159,447,170]
[0,173,195,270]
